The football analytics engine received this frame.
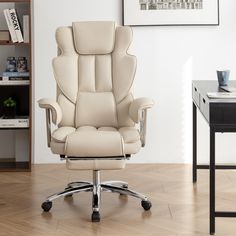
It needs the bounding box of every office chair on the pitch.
[38,21,154,222]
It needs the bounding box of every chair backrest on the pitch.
[53,21,136,128]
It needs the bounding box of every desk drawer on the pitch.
[211,103,236,125]
[192,85,200,107]
[200,95,209,121]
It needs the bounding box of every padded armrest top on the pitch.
[38,98,62,125]
[129,97,154,123]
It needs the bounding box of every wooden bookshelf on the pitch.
[0,0,32,171]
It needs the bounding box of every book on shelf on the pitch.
[2,77,29,81]
[3,9,17,43]
[0,80,29,85]
[1,72,29,81]
[8,77,29,81]
[23,15,29,43]
[9,9,23,43]
[207,92,236,99]
[2,71,30,77]
[0,116,29,128]
[0,31,10,43]
[3,8,24,43]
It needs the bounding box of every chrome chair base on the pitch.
[41,170,152,222]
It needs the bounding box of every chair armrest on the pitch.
[38,98,62,125]
[129,97,154,147]
[38,98,62,148]
[129,97,154,123]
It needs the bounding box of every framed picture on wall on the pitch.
[122,0,219,26]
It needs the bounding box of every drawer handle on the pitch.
[194,87,197,92]
[202,98,206,104]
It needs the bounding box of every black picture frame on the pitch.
[122,0,219,27]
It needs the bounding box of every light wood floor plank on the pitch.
[0,164,236,235]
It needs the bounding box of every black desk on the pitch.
[192,80,236,235]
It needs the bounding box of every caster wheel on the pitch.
[120,184,128,196]
[91,211,100,222]
[141,200,152,211]
[64,187,73,198]
[41,201,52,212]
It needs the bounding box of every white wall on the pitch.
[34,0,236,164]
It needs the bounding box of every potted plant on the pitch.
[3,97,16,119]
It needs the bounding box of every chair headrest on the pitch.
[72,21,116,55]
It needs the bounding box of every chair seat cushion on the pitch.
[119,127,140,143]
[52,126,76,142]
[65,129,123,157]
[51,126,141,156]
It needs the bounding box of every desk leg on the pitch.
[210,128,215,235]
[193,102,197,183]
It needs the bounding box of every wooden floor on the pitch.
[0,164,236,236]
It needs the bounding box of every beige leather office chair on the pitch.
[38,21,154,222]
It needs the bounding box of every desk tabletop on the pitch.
[193,80,236,103]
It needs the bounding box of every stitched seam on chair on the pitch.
[127,37,136,96]
[123,55,136,103]
[52,128,75,143]
[95,55,97,92]
[121,135,140,144]
[124,140,139,144]
[120,135,125,156]
[111,93,119,128]
[116,94,134,128]
[112,27,136,104]
[52,56,78,104]
[110,53,118,127]
[51,137,65,143]
[117,93,134,106]
[57,94,75,127]
[64,135,70,154]
[75,55,80,127]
